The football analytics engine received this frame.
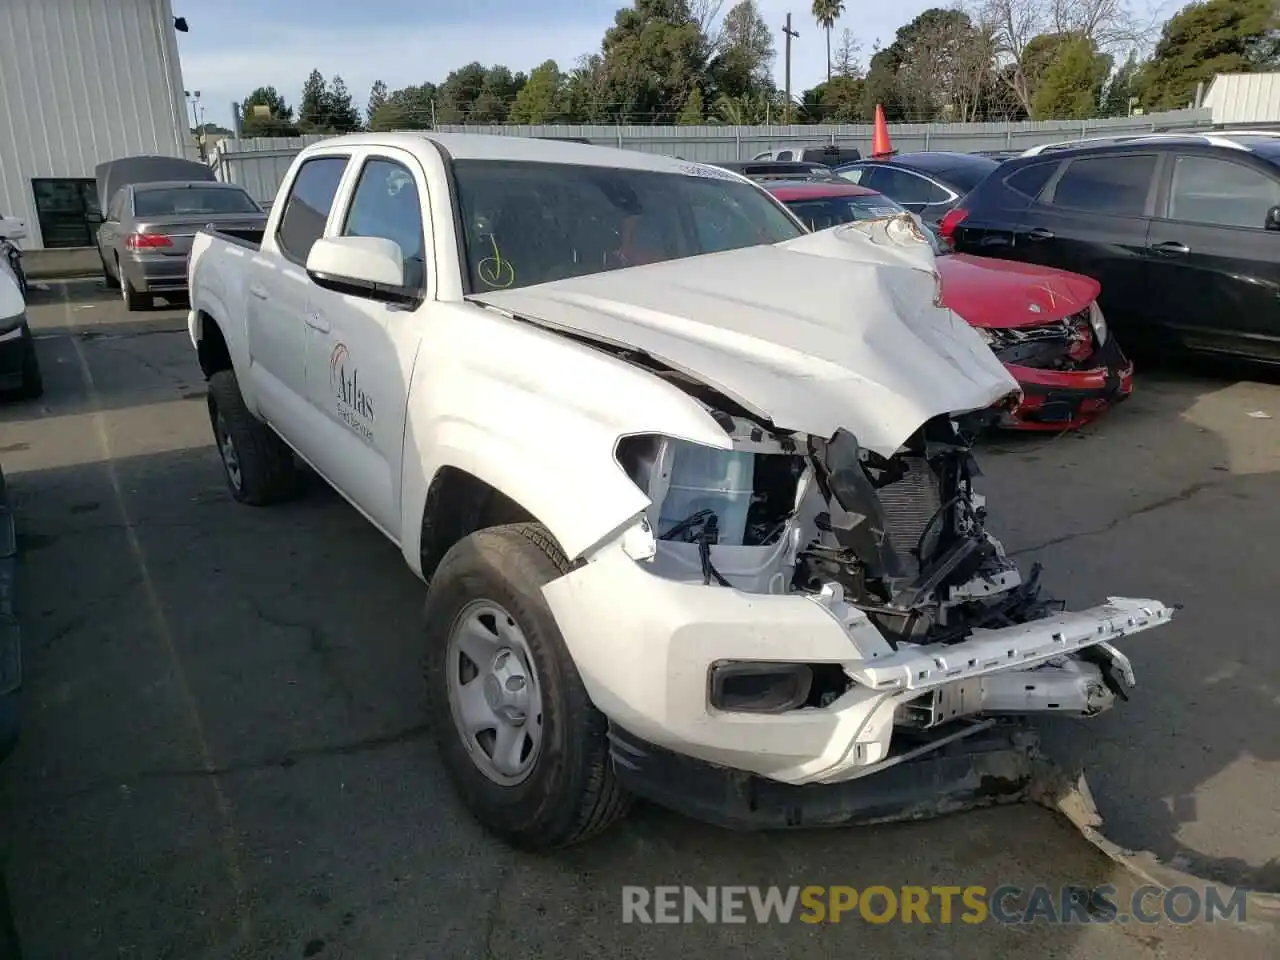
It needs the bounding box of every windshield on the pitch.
[451,159,805,293]
[781,194,947,255]
[134,187,260,217]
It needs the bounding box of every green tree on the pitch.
[370,82,437,130]
[366,80,388,125]
[678,84,706,122]
[1140,0,1279,111]
[298,69,329,130]
[437,62,489,123]
[470,65,522,122]
[1031,34,1112,119]
[599,0,711,123]
[324,75,363,131]
[1101,52,1142,117]
[563,54,610,123]
[811,0,845,82]
[240,85,300,137]
[712,0,775,100]
[510,60,566,123]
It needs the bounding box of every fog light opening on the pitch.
[709,662,814,713]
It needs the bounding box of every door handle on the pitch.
[1151,240,1190,257]
[305,312,330,333]
[1026,227,1055,241]
[249,283,269,300]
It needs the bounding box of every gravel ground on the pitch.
[0,279,1275,959]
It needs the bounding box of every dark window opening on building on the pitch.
[31,178,101,248]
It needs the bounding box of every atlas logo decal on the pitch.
[330,342,375,442]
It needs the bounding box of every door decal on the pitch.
[330,342,376,442]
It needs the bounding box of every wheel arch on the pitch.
[418,465,542,582]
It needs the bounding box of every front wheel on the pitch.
[424,522,630,850]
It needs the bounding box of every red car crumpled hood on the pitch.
[937,253,1101,329]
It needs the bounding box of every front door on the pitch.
[247,155,350,438]
[1012,152,1159,335]
[1145,152,1280,360]
[303,151,431,537]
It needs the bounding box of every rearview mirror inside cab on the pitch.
[305,235,420,306]
[1266,205,1280,232]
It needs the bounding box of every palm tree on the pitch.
[811,0,845,83]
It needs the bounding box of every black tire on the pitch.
[101,252,119,289]
[206,369,298,505]
[424,522,631,850]
[120,260,151,311]
[16,326,42,400]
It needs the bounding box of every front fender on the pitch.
[398,310,739,569]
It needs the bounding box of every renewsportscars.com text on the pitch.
[621,885,1248,925]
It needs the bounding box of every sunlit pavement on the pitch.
[0,279,1276,959]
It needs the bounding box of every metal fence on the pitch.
[210,108,1213,202]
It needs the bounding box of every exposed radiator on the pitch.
[877,457,944,576]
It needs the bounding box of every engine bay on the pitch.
[616,411,1061,652]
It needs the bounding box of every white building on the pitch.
[0,0,192,250]
[1202,72,1280,126]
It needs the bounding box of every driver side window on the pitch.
[341,157,427,291]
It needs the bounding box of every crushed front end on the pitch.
[542,408,1174,828]
[977,301,1134,431]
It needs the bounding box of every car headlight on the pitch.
[1088,300,1107,344]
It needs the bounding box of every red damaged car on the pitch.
[766,180,1134,430]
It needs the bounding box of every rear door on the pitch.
[248,154,350,439]
[951,160,1061,255]
[1010,151,1160,333]
[1144,151,1280,359]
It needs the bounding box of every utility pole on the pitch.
[781,14,799,125]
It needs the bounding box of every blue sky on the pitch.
[174,0,959,128]
[173,0,1177,130]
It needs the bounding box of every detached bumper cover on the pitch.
[542,539,1176,787]
[999,334,1134,429]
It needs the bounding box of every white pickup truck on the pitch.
[188,133,1175,850]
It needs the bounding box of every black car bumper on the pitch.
[608,721,1043,831]
[0,466,19,761]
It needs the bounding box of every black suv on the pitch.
[940,133,1280,362]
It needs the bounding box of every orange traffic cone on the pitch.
[871,104,894,159]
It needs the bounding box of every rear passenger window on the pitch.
[1004,162,1058,200]
[1050,154,1156,217]
[342,158,427,291]
[775,151,793,161]
[277,156,349,262]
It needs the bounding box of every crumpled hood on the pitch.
[472,215,1019,457]
[938,253,1100,329]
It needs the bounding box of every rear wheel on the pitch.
[206,369,298,505]
[119,259,151,311]
[425,523,631,850]
[101,252,120,289]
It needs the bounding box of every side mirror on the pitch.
[0,217,26,241]
[86,211,104,225]
[305,236,417,305]
[1266,205,1280,232]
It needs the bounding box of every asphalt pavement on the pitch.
[0,279,1277,959]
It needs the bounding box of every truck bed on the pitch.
[201,226,264,250]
